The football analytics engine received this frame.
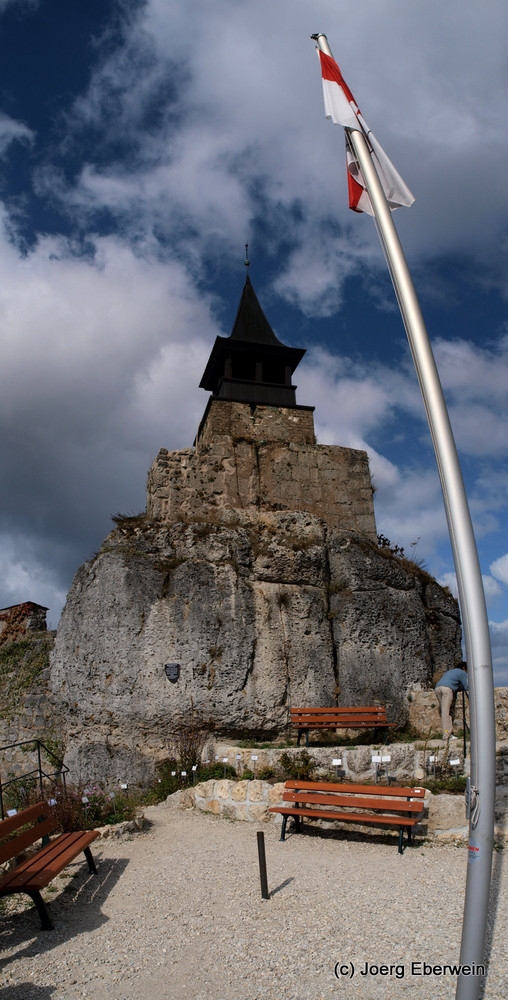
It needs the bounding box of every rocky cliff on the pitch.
[44,390,462,784]
[50,508,461,783]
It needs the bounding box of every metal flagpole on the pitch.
[312,34,496,1000]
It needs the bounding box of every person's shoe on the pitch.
[449,734,458,740]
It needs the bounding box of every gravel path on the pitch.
[1,801,507,1000]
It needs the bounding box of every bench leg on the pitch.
[296,730,302,747]
[84,846,97,875]
[280,815,288,842]
[398,827,404,854]
[28,890,54,931]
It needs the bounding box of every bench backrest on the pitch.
[290,706,390,726]
[0,801,57,865]
[282,780,425,815]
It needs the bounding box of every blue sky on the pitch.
[1,0,507,684]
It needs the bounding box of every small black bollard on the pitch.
[256,831,270,900]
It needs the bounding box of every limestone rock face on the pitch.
[49,399,462,783]
[50,511,461,783]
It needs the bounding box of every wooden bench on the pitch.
[269,779,426,853]
[290,706,397,746]
[0,801,99,930]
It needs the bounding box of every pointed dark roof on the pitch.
[229,274,285,346]
[199,274,305,406]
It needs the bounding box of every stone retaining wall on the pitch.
[175,777,507,844]
[193,778,286,823]
[207,739,468,785]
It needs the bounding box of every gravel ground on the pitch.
[1,801,507,1000]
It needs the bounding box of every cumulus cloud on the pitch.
[490,554,508,587]
[0,111,33,156]
[482,576,503,602]
[297,339,508,566]
[22,0,507,302]
[0,215,222,619]
[438,572,458,598]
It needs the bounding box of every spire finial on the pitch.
[244,243,250,269]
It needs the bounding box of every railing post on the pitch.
[37,742,44,799]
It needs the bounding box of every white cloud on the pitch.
[23,0,507,307]
[482,576,503,601]
[438,572,458,598]
[0,213,224,617]
[0,112,33,157]
[273,232,377,319]
[490,554,508,587]
[297,336,508,571]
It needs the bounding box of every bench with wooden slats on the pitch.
[0,800,99,929]
[269,779,426,853]
[290,706,397,746]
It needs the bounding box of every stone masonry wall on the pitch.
[179,778,506,843]
[147,400,377,538]
[196,399,317,446]
[179,737,508,841]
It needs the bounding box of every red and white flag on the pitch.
[317,48,415,215]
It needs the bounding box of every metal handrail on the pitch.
[0,739,69,820]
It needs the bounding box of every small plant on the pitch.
[145,756,239,805]
[423,775,467,795]
[278,750,316,780]
[48,781,138,831]
[257,766,277,781]
[49,784,86,832]
[169,712,211,775]
[111,512,148,534]
[42,735,66,767]
[2,773,39,812]
[198,762,236,781]
[377,534,405,557]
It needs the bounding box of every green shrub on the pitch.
[257,766,277,781]
[423,775,467,795]
[278,750,316,780]
[48,781,138,831]
[2,773,39,812]
[145,758,239,804]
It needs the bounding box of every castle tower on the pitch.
[48,271,461,782]
[148,274,377,538]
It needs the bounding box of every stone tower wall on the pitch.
[147,400,377,539]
